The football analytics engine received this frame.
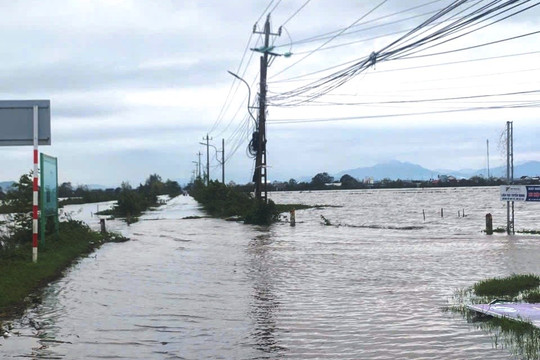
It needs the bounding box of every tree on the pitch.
[164,180,182,198]
[340,174,360,189]
[58,182,74,197]
[311,172,334,189]
[1,173,33,252]
[116,181,146,218]
[287,178,298,190]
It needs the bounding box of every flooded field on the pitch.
[1,187,540,359]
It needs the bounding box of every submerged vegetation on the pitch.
[90,174,182,223]
[452,274,540,360]
[189,179,278,225]
[188,179,327,225]
[473,274,540,297]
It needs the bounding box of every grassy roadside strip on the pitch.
[0,220,128,318]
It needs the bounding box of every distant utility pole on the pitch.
[208,139,226,184]
[221,138,225,184]
[197,151,202,180]
[486,139,490,179]
[252,14,280,203]
[506,121,514,235]
[202,134,212,185]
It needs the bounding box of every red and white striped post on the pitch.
[32,105,39,263]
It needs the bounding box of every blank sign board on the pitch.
[0,100,51,146]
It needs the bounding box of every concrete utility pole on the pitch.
[506,121,514,235]
[252,14,280,203]
[207,139,226,185]
[222,138,225,184]
[197,151,203,180]
[486,139,490,179]
[202,134,212,185]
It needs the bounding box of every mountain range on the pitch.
[335,160,540,181]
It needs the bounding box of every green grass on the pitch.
[0,220,128,316]
[524,290,540,303]
[473,274,540,298]
[450,275,540,360]
[190,180,279,225]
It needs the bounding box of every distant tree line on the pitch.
[0,173,183,227]
[57,175,182,205]
[112,174,182,221]
[219,172,539,193]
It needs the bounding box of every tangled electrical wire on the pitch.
[268,0,540,107]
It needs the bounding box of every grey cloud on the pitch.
[0,57,230,93]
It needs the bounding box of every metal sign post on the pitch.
[33,106,39,262]
[40,153,59,244]
[0,100,51,263]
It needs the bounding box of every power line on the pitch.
[270,89,540,107]
[209,32,255,135]
[273,0,445,49]
[268,50,540,85]
[397,29,540,60]
[268,0,283,16]
[257,0,276,24]
[268,102,540,125]
[281,0,311,27]
[390,3,540,59]
[269,0,538,106]
[271,0,389,79]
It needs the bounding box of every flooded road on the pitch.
[1,187,540,359]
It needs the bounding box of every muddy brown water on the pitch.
[1,187,539,359]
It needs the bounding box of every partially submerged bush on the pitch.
[523,290,540,303]
[474,274,540,297]
[189,179,278,225]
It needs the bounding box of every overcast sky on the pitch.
[0,0,538,187]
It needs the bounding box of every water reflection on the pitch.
[467,312,540,360]
[1,189,539,359]
[247,231,286,356]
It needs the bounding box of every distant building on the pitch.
[325,182,342,187]
[437,175,457,183]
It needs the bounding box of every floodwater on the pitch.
[1,187,540,359]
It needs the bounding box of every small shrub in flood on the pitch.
[474,274,540,297]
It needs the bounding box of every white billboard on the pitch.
[500,185,540,202]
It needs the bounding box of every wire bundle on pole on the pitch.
[269,0,539,107]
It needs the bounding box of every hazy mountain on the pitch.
[0,181,15,191]
[335,160,540,181]
[336,160,435,181]
[488,161,540,178]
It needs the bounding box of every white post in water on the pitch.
[32,105,39,262]
[506,121,514,235]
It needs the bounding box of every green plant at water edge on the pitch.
[0,173,33,255]
[477,317,540,360]
[523,290,540,303]
[473,274,540,297]
[114,181,148,219]
[189,179,279,225]
[112,175,183,223]
[450,275,540,360]
[0,220,128,315]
